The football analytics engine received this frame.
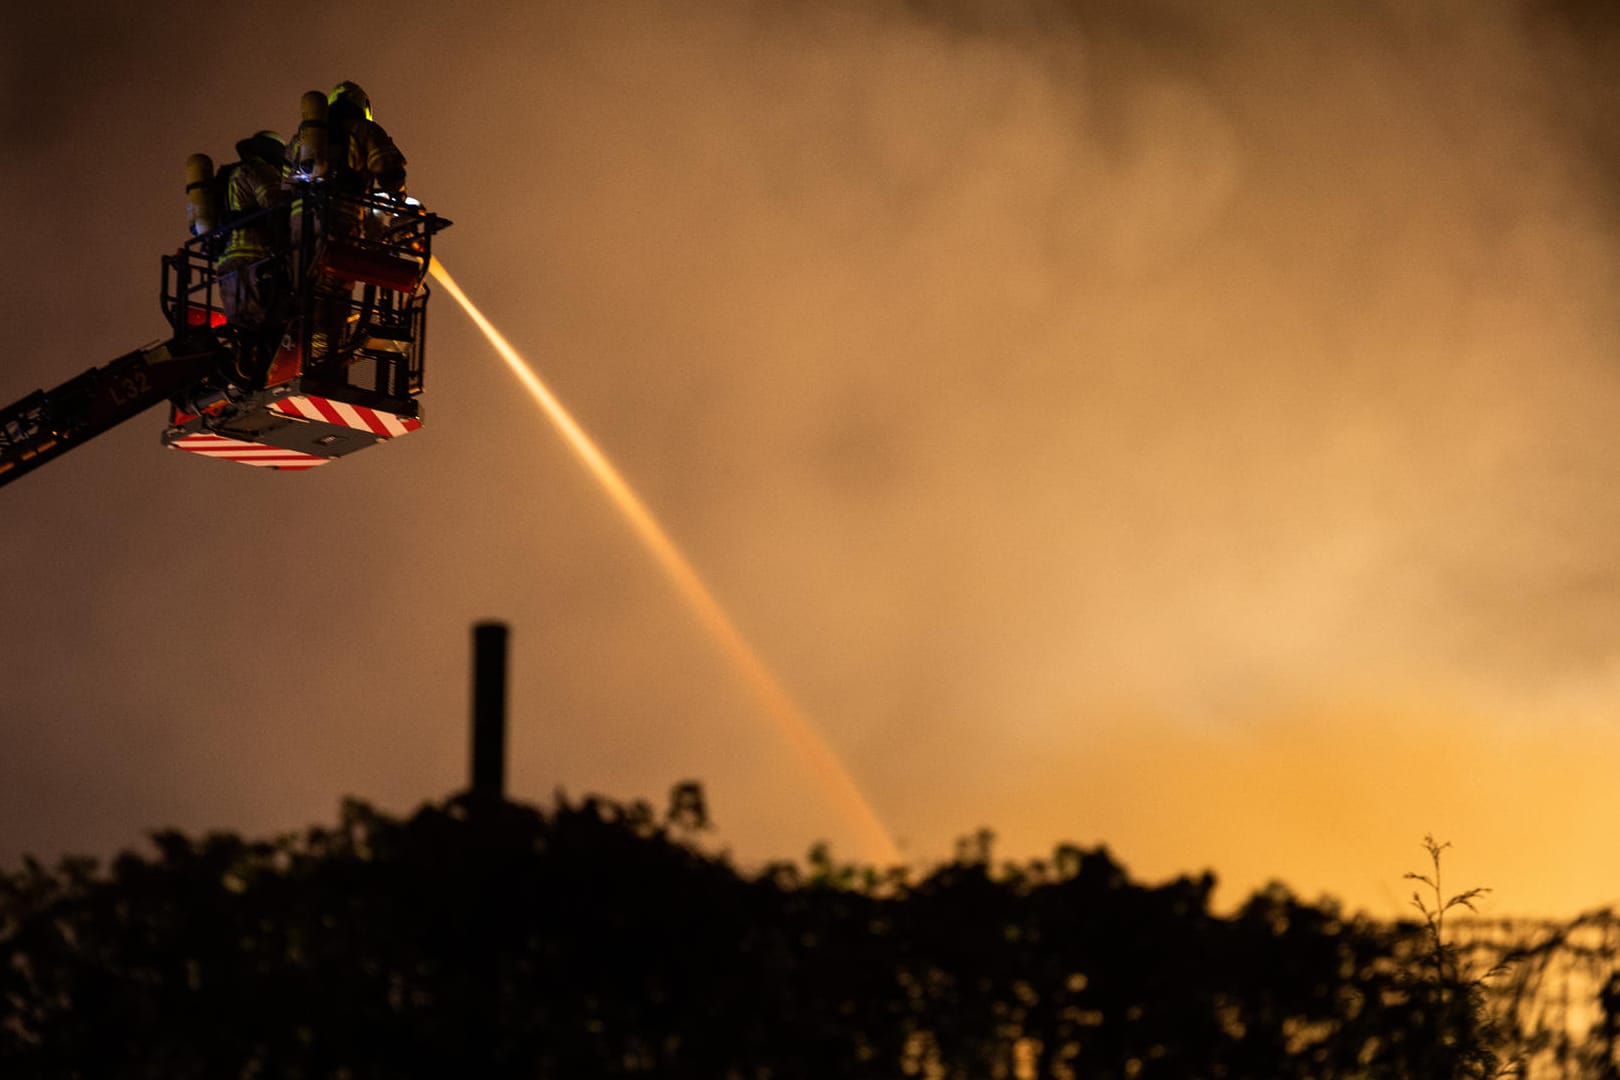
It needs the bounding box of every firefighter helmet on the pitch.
[328,80,373,122]
[234,130,285,165]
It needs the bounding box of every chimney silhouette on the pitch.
[470,621,509,801]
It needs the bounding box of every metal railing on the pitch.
[160,186,450,402]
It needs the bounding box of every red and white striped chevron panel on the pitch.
[271,395,422,438]
[168,434,331,470]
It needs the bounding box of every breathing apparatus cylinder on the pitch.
[185,153,216,235]
[297,91,329,178]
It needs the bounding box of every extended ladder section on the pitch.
[0,336,229,490]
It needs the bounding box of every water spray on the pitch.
[428,258,899,865]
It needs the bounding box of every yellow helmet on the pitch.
[328,80,372,121]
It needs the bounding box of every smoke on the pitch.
[8,0,1620,915]
[465,0,1620,910]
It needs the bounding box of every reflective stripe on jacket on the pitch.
[219,158,288,269]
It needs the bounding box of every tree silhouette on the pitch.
[1,788,1508,1077]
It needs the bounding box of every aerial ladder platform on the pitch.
[0,184,450,490]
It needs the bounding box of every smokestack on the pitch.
[470,621,509,801]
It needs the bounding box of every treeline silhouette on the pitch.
[0,785,1513,1077]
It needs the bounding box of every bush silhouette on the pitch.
[1,788,1506,1078]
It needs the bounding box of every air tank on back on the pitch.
[184,153,215,236]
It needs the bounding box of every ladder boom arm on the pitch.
[0,336,229,489]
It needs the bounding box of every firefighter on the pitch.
[282,81,407,240]
[285,82,406,196]
[286,82,408,366]
[217,130,291,374]
[325,80,406,196]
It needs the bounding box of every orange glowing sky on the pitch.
[6,1,1620,919]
